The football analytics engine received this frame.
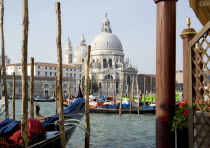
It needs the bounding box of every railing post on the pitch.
[180,18,196,101]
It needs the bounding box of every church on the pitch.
[67,15,138,96]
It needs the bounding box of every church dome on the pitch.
[91,15,124,56]
[73,35,87,63]
[91,32,122,50]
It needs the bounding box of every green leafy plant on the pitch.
[171,101,188,132]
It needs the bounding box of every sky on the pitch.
[4,0,203,74]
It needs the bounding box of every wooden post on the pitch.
[98,81,101,99]
[55,76,58,114]
[180,18,196,101]
[21,0,29,146]
[143,77,146,105]
[12,72,15,120]
[55,2,65,147]
[129,75,133,114]
[85,46,91,148]
[106,80,108,102]
[154,0,177,147]
[119,74,124,116]
[112,78,115,102]
[30,57,34,118]
[150,77,153,103]
[136,75,140,115]
[0,0,8,119]
[139,90,142,115]
[68,78,71,105]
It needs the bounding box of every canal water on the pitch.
[0,100,156,148]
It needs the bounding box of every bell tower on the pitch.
[64,37,73,64]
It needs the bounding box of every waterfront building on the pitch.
[89,15,138,95]
[6,62,82,97]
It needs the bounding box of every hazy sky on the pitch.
[4,0,202,74]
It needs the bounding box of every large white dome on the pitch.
[91,32,122,50]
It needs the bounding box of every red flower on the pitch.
[184,100,188,103]
[184,110,188,115]
[179,103,185,106]
[161,115,169,122]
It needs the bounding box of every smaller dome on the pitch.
[74,35,87,61]
[74,45,87,59]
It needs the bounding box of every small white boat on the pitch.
[0,97,5,115]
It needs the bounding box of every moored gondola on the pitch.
[0,87,85,148]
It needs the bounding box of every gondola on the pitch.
[0,87,85,148]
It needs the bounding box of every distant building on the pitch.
[89,15,138,95]
[5,62,82,97]
[137,74,156,94]
[137,71,184,94]
[176,70,183,92]
[5,75,75,99]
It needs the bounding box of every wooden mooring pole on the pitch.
[55,76,58,114]
[21,0,29,146]
[112,78,115,102]
[68,78,71,105]
[154,0,177,147]
[30,57,34,118]
[136,75,140,115]
[0,0,8,119]
[119,74,124,116]
[85,45,91,148]
[143,77,146,105]
[55,2,65,147]
[129,75,133,114]
[12,72,15,120]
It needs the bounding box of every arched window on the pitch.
[63,84,67,88]
[103,59,107,68]
[43,84,49,88]
[109,59,112,68]
[104,74,113,79]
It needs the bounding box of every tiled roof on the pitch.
[6,62,80,69]
[34,62,80,69]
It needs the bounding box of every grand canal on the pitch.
[0,100,155,148]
